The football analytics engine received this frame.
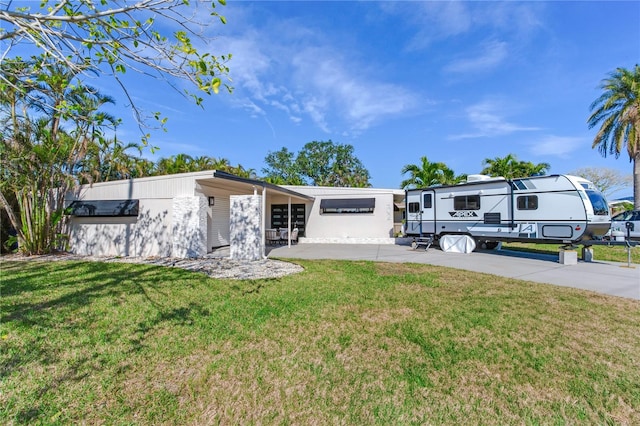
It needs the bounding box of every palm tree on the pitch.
[154,154,195,175]
[400,156,463,189]
[481,154,519,178]
[481,154,549,179]
[1,58,121,254]
[588,65,640,208]
[519,160,550,177]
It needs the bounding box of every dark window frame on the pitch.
[454,195,480,210]
[517,195,538,210]
[67,199,139,217]
[423,193,433,209]
[408,202,420,213]
[320,198,375,214]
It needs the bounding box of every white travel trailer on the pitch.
[405,174,611,248]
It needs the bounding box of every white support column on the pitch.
[262,185,267,258]
[287,196,292,248]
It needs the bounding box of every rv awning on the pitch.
[320,198,376,210]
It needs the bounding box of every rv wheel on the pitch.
[479,241,500,250]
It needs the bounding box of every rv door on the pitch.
[406,190,435,235]
[420,190,436,234]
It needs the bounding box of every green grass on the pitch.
[1,259,639,424]
[501,242,640,264]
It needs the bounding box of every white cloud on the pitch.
[450,100,540,140]
[404,1,472,50]
[380,1,544,51]
[530,135,585,158]
[291,48,417,133]
[445,40,509,74]
[218,26,419,135]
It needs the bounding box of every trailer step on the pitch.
[412,236,433,251]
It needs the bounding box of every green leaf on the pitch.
[211,78,221,94]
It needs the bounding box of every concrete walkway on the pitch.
[268,243,640,300]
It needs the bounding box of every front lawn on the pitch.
[1,259,639,424]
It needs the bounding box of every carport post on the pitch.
[287,196,292,247]
[262,185,267,258]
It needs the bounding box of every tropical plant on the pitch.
[80,137,144,184]
[400,156,465,189]
[0,57,118,254]
[480,154,550,179]
[588,65,640,209]
[154,154,195,175]
[1,0,232,138]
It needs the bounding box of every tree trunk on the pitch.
[0,190,21,234]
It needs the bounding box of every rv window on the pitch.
[517,195,538,210]
[423,194,432,208]
[454,195,480,210]
[585,190,609,216]
[408,202,420,213]
[511,180,527,190]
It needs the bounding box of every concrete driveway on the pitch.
[268,243,640,300]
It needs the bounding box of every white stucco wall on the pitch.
[69,198,173,257]
[67,172,213,258]
[229,195,262,260]
[303,194,395,241]
[172,196,207,258]
[282,186,402,243]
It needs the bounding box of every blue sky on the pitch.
[98,1,638,195]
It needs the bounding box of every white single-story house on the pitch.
[66,170,406,260]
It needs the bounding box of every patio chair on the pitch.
[265,229,281,245]
[290,228,299,244]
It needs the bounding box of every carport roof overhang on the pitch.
[196,170,314,201]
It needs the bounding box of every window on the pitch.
[423,194,432,208]
[270,204,306,235]
[511,179,537,190]
[511,180,527,190]
[68,199,139,217]
[586,190,609,216]
[517,195,538,210]
[454,195,480,210]
[408,202,420,213]
[320,198,375,214]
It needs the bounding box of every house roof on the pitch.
[196,170,314,201]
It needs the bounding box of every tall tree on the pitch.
[569,167,632,198]
[588,65,640,209]
[481,154,550,179]
[400,156,464,189]
[1,0,232,136]
[262,147,304,185]
[296,140,371,187]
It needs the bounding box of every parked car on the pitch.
[608,210,640,240]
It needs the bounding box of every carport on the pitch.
[196,171,314,259]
